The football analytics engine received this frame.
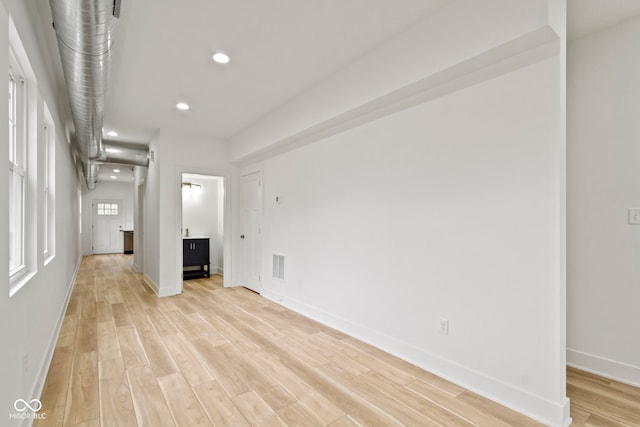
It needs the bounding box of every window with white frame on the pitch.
[43,123,49,257]
[9,48,26,280]
[43,104,55,260]
[96,202,119,216]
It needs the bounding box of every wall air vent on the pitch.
[273,254,285,280]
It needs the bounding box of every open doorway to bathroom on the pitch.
[181,172,225,291]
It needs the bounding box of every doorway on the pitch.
[92,199,124,254]
[180,173,225,287]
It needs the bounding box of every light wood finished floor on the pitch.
[567,367,640,426]
[35,255,638,426]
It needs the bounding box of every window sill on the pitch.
[44,254,55,266]
[10,271,36,297]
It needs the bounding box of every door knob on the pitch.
[240,235,245,239]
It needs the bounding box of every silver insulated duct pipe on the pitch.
[50,0,141,189]
[100,141,149,166]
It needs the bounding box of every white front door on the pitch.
[240,172,262,292]
[93,199,124,254]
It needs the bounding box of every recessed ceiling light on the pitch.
[212,52,230,64]
[113,169,120,173]
[176,102,190,110]
[110,175,117,179]
[107,130,118,137]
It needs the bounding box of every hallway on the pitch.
[35,254,547,426]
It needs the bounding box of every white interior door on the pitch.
[240,172,262,292]
[93,199,124,254]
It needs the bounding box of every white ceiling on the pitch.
[102,0,449,143]
[31,1,640,148]
[97,164,134,183]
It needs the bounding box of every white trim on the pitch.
[44,254,55,267]
[9,271,35,298]
[567,348,640,388]
[159,286,182,297]
[143,273,180,298]
[143,273,160,295]
[261,288,571,427]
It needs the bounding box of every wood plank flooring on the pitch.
[34,255,639,426]
[567,367,640,426]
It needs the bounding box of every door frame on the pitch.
[91,198,124,254]
[175,166,232,294]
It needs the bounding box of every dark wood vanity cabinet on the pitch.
[183,237,210,279]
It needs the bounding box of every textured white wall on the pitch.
[567,16,640,385]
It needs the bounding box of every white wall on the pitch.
[81,181,135,255]
[143,130,161,290]
[567,17,640,386]
[182,175,224,274]
[0,0,81,423]
[236,1,568,426]
[133,166,146,272]
[253,55,566,425]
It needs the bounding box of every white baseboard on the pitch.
[158,287,181,297]
[261,288,571,427]
[567,348,640,388]
[143,273,160,295]
[25,255,82,427]
[143,273,181,298]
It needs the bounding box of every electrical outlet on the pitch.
[629,208,640,225]
[438,318,449,335]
